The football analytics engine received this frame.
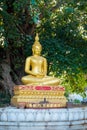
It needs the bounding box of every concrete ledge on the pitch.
[0,106,87,130]
[0,125,87,130]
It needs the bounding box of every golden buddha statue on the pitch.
[21,33,60,86]
[11,33,67,108]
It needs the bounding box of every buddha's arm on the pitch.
[25,57,37,76]
[43,58,47,76]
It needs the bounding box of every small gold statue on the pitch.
[21,33,60,86]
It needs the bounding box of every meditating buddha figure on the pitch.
[21,33,60,86]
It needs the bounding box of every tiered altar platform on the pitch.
[11,85,67,108]
[0,106,87,130]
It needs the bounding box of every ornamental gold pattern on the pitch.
[11,85,67,108]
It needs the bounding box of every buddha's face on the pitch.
[32,45,42,55]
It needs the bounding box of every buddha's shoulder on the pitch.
[26,56,46,60]
[39,56,46,60]
[26,56,32,60]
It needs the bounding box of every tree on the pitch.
[0,0,87,97]
[37,0,87,93]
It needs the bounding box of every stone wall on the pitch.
[0,106,87,130]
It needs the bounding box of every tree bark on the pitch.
[0,62,15,96]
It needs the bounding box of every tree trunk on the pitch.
[0,62,15,96]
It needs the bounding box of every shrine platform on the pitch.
[0,106,87,130]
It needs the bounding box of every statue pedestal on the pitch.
[0,106,87,130]
[11,85,67,108]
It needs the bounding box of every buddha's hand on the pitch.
[36,73,45,78]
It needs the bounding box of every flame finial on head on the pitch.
[32,33,42,48]
[35,33,39,42]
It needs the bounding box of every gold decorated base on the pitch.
[11,85,67,108]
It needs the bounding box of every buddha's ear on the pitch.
[32,48,34,55]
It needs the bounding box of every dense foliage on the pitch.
[0,0,87,97]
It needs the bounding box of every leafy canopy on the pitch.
[0,0,87,94]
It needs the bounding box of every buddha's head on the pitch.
[32,33,42,55]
